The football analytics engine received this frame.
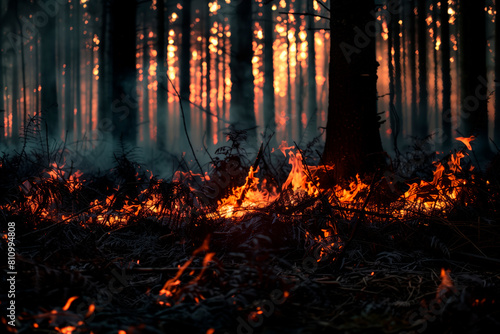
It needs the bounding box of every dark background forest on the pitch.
[1,0,498,173]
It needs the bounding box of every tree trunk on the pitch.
[65,2,74,141]
[229,0,256,146]
[263,1,277,147]
[460,0,489,157]
[180,0,192,149]
[40,10,59,139]
[205,2,213,148]
[156,0,168,150]
[286,12,293,140]
[495,1,500,145]
[323,0,385,180]
[142,11,150,147]
[409,0,418,137]
[295,0,304,142]
[441,0,452,149]
[0,21,4,142]
[417,0,428,137]
[304,0,318,141]
[74,1,82,140]
[109,0,138,146]
[98,0,110,141]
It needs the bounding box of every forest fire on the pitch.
[2,0,500,332]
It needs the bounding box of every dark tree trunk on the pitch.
[460,0,490,157]
[263,1,276,146]
[98,1,110,140]
[393,1,402,115]
[109,0,137,146]
[304,0,318,141]
[295,0,304,142]
[180,0,192,148]
[156,0,168,149]
[417,0,428,137]
[229,0,256,146]
[286,11,292,140]
[11,51,19,144]
[205,2,212,148]
[0,21,4,142]
[40,10,59,138]
[323,0,385,180]
[409,0,418,137]
[495,1,500,145]
[142,10,150,147]
[65,2,74,140]
[74,1,82,140]
[441,0,452,149]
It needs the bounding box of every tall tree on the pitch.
[440,0,452,149]
[417,0,428,137]
[409,0,418,137]
[304,0,317,141]
[495,1,500,145]
[109,0,138,145]
[64,1,74,140]
[263,1,277,146]
[460,0,489,156]
[0,15,5,143]
[180,0,192,149]
[229,0,257,146]
[156,0,168,149]
[205,1,212,148]
[323,0,384,180]
[40,1,59,138]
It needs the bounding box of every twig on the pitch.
[166,76,205,178]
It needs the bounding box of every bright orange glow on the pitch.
[62,296,79,311]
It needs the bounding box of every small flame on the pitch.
[456,136,475,151]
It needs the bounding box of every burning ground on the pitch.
[1,134,500,333]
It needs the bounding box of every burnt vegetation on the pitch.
[1,123,500,333]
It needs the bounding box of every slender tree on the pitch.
[156,0,168,149]
[460,0,489,157]
[417,0,428,137]
[495,1,500,145]
[409,0,418,137]
[304,0,318,141]
[64,2,74,140]
[180,0,192,149]
[263,1,277,146]
[440,0,452,150]
[142,8,150,147]
[0,17,5,142]
[109,0,138,145]
[40,3,59,138]
[205,1,212,147]
[295,0,304,141]
[74,1,82,139]
[229,0,257,146]
[323,0,385,180]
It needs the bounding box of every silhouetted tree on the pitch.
[156,0,168,149]
[40,3,59,138]
[263,1,277,146]
[229,0,257,146]
[495,1,500,145]
[109,0,138,145]
[460,0,490,157]
[417,0,428,136]
[323,0,384,180]
[304,0,317,141]
[180,0,192,149]
[440,0,452,149]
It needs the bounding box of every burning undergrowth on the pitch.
[1,129,500,333]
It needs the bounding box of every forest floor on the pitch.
[1,132,500,334]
